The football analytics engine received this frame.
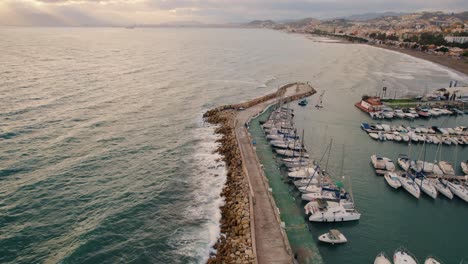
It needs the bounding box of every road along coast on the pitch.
[203,82,316,263]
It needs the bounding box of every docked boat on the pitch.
[288,166,318,179]
[384,172,402,189]
[397,154,411,171]
[394,247,418,264]
[446,181,468,203]
[371,155,387,170]
[394,109,406,118]
[385,158,396,171]
[461,161,468,175]
[298,99,308,106]
[414,177,438,199]
[305,199,361,222]
[318,229,347,244]
[430,179,453,199]
[298,185,322,193]
[276,149,309,158]
[369,133,379,140]
[301,191,338,201]
[418,108,431,118]
[397,173,421,199]
[294,178,319,188]
[424,256,443,264]
[438,161,455,175]
[375,252,392,264]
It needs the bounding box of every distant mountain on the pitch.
[284,17,320,27]
[245,20,276,27]
[344,12,408,21]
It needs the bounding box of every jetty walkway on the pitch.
[234,83,315,264]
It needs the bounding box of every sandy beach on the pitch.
[376,45,468,76]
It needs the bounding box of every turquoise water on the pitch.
[1,27,467,263]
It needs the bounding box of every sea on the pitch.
[0,27,467,264]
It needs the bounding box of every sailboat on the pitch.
[394,247,418,264]
[315,91,325,108]
[414,176,438,199]
[397,173,421,199]
[446,180,468,203]
[375,252,392,264]
[429,179,453,199]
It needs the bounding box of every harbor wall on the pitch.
[203,82,315,263]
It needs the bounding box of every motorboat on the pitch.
[305,199,361,222]
[430,179,453,199]
[394,247,418,264]
[438,161,455,175]
[462,161,468,175]
[318,229,347,244]
[397,173,421,199]
[414,177,438,199]
[384,172,402,189]
[397,154,411,171]
[369,133,379,140]
[385,158,396,171]
[402,134,410,142]
[371,155,387,170]
[446,181,468,203]
[394,109,406,118]
[375,252,392,264]
[424,256,443,264]
[385,133,394,141]
[418,108,431,118]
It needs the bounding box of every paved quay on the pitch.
[234,83,315,264]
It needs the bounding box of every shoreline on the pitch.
[373,44,468,76]
[203,83,315,263]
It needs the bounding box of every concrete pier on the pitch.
[234,83,315,263]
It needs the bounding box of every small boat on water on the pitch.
[397,173,421,199]
[446,181,468,203]
[369,133,379,140]
[384,172,402,189]
[318,229,347,244]
[375,252,392,264]
[430,179,453,199]
[394,247,418,264]
[371,155,387,170]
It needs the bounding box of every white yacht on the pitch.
[305,199,361,222]
[371,155,387,170]
[394,109,406,118]
[438,161,455,175]
[397,173,421,199]
[276,149,309,158]
[446,181,468,203]
[385,133,394,141]
[318,229,347,244]
[288,166,317,179]
[414,177,438,199]
[397,155,411,171]
[301,191,337,201]
[375,252,392,264]
[430,179,453,199]
[394,247,418,264]
[384,172,402,189]
[385,158,396,171]
[294,178,319,188]
[424,256,443,264]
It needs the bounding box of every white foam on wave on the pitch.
[170,113,227,263]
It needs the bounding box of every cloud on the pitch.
[0,0,467,26]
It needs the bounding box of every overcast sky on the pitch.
[0,0,467,26]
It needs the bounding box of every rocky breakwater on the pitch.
[203,82,315,263]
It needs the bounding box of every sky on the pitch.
[0,0,467,26]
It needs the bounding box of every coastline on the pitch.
[203,83,315,263]
[373,44,468,76]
